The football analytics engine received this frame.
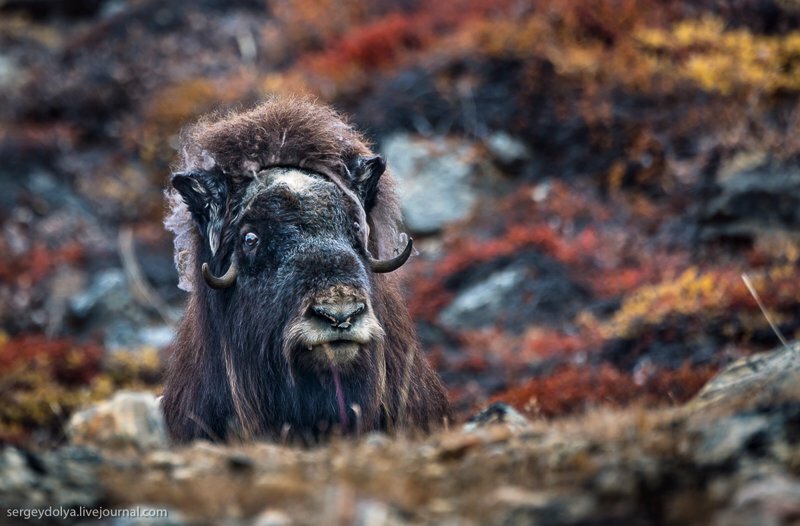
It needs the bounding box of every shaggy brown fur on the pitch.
[163,96,450,442]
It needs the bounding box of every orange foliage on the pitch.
[0,336,165,443]
[589,266,656,299]
[294,0,529,95]
[538,0,677,44]
[272,0,376,48]
[645,362,718,405]
[492,362,716,418]
[492,364,636,417]
[407,183,674,323]
[438,225,598,279]
[0,333,102,442]
[0,335,103,386]
[303,13,432,79]
[0,242,85,285]
[408,275,454,322]
[600,264,800,340]
[138,75,259,167]
[520,328,593,360]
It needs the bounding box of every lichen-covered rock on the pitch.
[438,254,588,333]
[462,402,532,433]
[67,391,168,451]
[702,162,800,241]
[381,134,480,235]
[685,342,800,417]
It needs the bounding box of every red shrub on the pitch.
[0,335,103,385]
[521,328,593,360]
[0,242,85,285]
[492,362,716,418]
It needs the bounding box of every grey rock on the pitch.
[25,170,99,224]
[381,134,479,234]
[69,269,175,350]
[487,486,595,526]
[0,55,21,89]
[686,343,800,469]
[702,162,800,240]
[485,132,531,167]
[686,341,800,415]
[67,391,168,451]
[45,267,87,336]
[0,446,103,510]
[354,500,406,526]
[463,402,532,433]
[362,431,391,448]
[693,414,771,466]
[138,325,175,349]
[252,509,292,526]
[69,269,127,320]
[104,321,176,351]
[439,253,588,332]
[714,473,800,526]
[0,448,40,503]
[440,267,523,330]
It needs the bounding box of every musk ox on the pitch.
[162,96,450,443]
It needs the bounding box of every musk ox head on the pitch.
[171,162,409,372]
[162,96,450,443]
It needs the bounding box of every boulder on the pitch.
[0,446,102,510]
[439,254,588,333]
[484,132,532,170]
[67,391,168,451]
[685,341,800,418]
[683,341,800,493]
[701,161,800,241]
[440,266,524,331]
[381,134,480,235]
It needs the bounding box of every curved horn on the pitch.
[202,258,238,289]
[369,238,413,273]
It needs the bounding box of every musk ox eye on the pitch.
[243,232,259,249]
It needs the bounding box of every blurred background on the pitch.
[3,0,800,446]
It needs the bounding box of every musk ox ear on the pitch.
[350,155,386,213]
[171,169,228,256]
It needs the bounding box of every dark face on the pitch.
[231,168,384,370]
[170,154,413,385]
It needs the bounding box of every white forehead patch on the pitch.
[241,167,321,212]
[271,169,315,193]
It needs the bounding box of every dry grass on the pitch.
[93,403,711,524]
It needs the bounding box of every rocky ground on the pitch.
[2,342,800,525]
[3,0,800,522]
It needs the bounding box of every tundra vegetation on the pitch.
[1,0,800,523]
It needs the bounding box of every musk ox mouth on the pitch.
[308,340,361,366]
[283,295,385,369]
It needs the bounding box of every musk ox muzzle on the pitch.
[285,284,385,369]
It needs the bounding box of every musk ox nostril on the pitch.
[311,302,365,329]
